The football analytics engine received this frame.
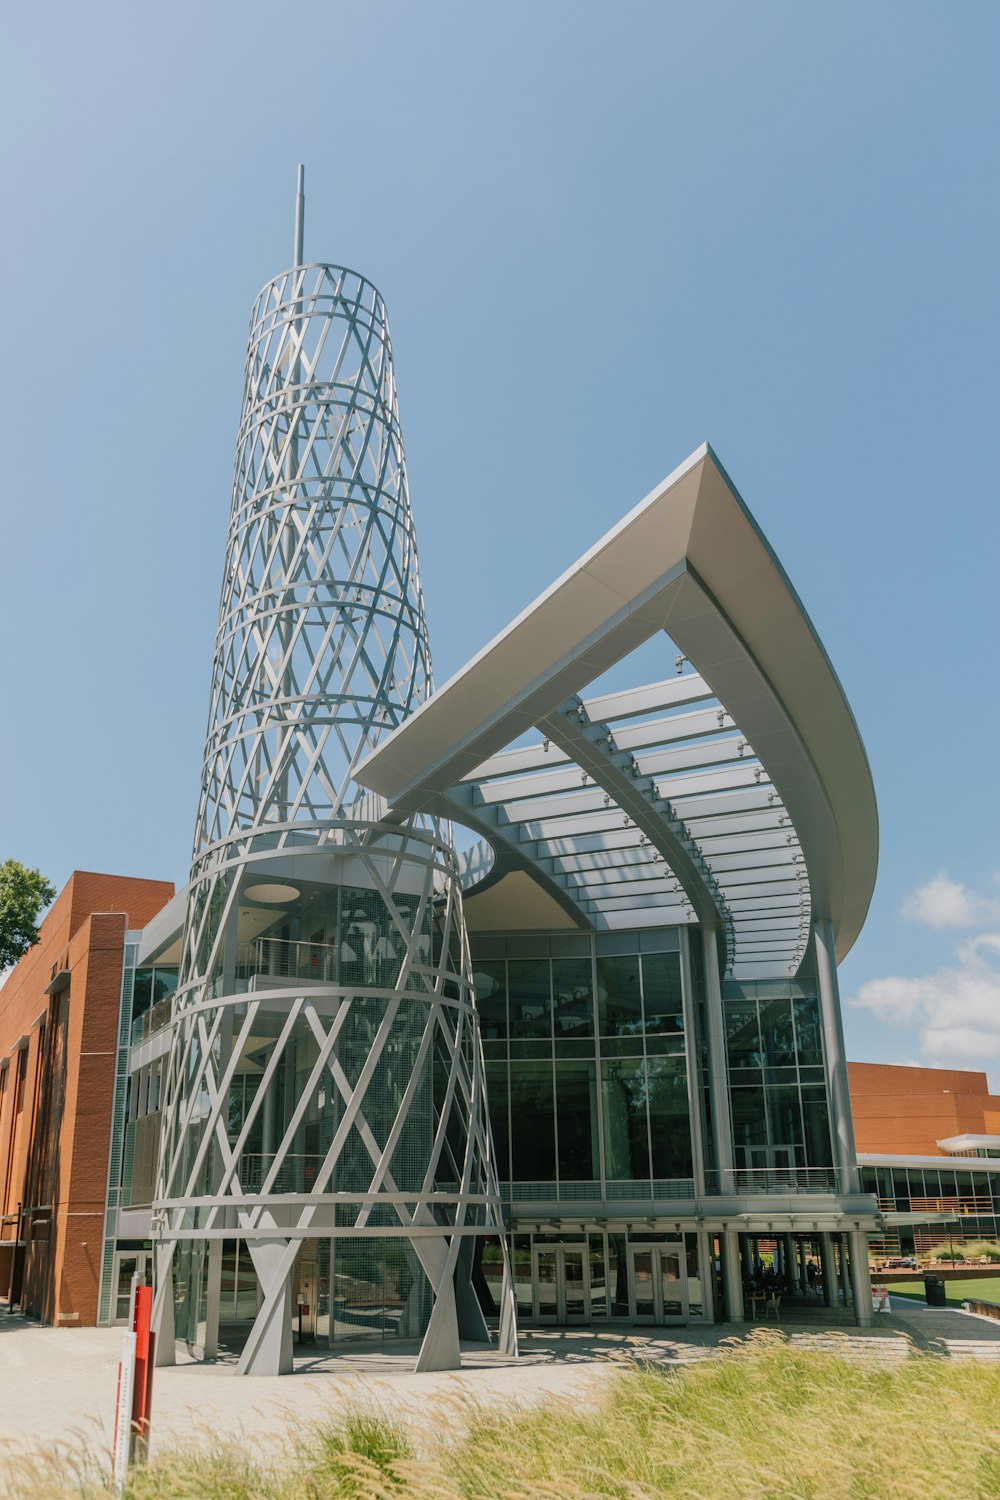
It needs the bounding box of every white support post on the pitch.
[820,1232,836,1307]
[702,927,734,1186]
[721,1230,744,1322]
[813,918,859,1191]
[839,1234,851,1308]
[783,1233,799,1290]
[238,1237,294,1375]
[497,1240,519,1355]
[151,1239,176,1367]
[680,928,707,1195]
[203,1239,223,1359]
[848,1230,874,1327]
[697,1231,715,1323]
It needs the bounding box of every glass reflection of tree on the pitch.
[603,1059,648,1179]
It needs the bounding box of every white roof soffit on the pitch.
[936,1135,1000,1152]
[355,444,878,973]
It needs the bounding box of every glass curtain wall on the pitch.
[722,980,833,1169]
[473,930,694,1196]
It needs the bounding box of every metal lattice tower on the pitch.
[151,168,516,1375]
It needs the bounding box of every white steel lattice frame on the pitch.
[152,260,515,1374]
[449,669,813,978]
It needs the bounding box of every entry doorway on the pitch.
[532,1244,589,1324]
[629,1242,687,1324]
[296,1259,318,1343]
[111,1250,150,1325]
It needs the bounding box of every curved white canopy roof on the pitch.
[355,444,878,977]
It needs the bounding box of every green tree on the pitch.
[0,861,57,970]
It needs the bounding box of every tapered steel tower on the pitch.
[151,169,516,1375]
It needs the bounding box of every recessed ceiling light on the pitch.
[245,882,300,904]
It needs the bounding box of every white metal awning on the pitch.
[447,669,812,975]
[355,444,878,978]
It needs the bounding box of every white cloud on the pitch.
[901,873,1000,929]
[849,920,1000,1072]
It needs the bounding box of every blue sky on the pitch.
[1,2,998,1078]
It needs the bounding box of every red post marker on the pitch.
[130,1285,155,1460]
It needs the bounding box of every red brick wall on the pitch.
[0,872,174,1324]
[848,1061,1000,1156]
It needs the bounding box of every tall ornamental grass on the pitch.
[3,1332,1000,1499]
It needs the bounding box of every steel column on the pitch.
[813,917,859,1190]
[701,927,734,1180]
[848,1231,873,1326]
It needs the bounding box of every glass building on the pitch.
[106,181,887,1369]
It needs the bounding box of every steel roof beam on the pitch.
[582,675,714,723]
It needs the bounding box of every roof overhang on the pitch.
[356,444,878,967]
[858,1152,1000,1171]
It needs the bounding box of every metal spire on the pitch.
[293,163,305,266]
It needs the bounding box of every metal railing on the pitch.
[130,994,174,1045]
[876,1194,997,1216]
[246,935,339,984]
[704,1167,843,1195]
[505,1179,697,1203]
[238,1153,328,1193]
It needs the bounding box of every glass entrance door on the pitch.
[111,1251,150,1325]
[628,1243,687,1324]
[532,1246,590,1324]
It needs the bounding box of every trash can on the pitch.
[924,1276,947,1307]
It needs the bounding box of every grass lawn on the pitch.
[881,1274,1000,1305]
[5,1336,1000,1498]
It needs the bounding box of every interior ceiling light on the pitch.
[245,882,300,904]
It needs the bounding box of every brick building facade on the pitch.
[848,1061,1000,1258]
[848,1061,1000,1156]
[0,872,173,1325]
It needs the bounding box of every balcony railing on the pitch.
[130,993,174,1046]
[246,935,339,985]
[876,1194,996,1216]
[236,1156,469,1196]
[504,1179,697,1203]
[504,1172,841,1202]
[704,1167,844,1195]
[237,1153,328,1193]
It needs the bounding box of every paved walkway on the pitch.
[885,1293,1000,1359]
[2,1297,1000,1462]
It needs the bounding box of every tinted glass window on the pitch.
[597,956,642,1036]
[508,1061,556,1179]
[552,957,594,1038]
[601,1057,650,1178]
[555,1060,599,1179]
[508,959,552,1039]
[647,1055,692,1178]
[473,961,507,1040]
[641,952,683,1033]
